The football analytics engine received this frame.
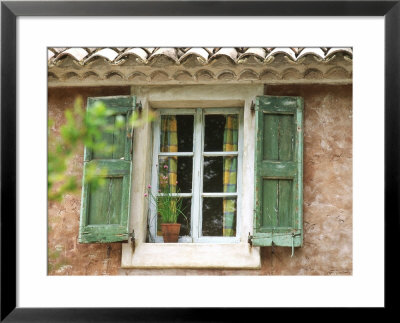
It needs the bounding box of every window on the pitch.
[148,108,243,243]
[77,87,303,268]
[121,84,263,268]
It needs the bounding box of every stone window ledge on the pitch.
[121,243,261,269]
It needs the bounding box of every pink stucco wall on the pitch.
[48,84,352,275]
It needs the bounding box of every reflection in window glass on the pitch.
[202,198,237,236]
[203,156,238,193]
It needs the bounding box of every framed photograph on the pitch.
[1,0,398,320]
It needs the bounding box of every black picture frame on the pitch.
[1,0,398,321]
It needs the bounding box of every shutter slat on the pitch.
[262,179,278,228]
[252,96,303,247]
[278,179,292,227]
[79,96,135,244]
[261,161,297,177]
[113,114,126,159]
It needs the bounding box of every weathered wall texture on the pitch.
[263,84,352,275]
[48,86,130,275]
[48,84,352,276]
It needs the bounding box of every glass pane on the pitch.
[157,198,191,237]
[203,156,237,193]
[178,198,191,236]
[204,114,238,152]
[158,156,192,193]
[202,197,237,237]
[160,115,194,153]
[203,157,223,192]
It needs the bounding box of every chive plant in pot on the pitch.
[145,164,186,243]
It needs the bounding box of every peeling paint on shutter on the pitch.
[252,96,303,247]
[79,96,135,243]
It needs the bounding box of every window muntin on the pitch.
[149,108,242,243]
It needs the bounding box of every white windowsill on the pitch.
[121,242,261,269]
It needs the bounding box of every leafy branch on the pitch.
[48,97,153,202]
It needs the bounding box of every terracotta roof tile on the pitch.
[210,47,238,62]
[116,47,149,62]
[266,48,298,61]
[48,47,352,84]
[239,48,267,60]
[150,48,179,62]
[297,47,325,60]
[179,47,210,63]
[325,47,353,58]
[83,48,119,64]
[54,48,89,62]
[48,47,352,67]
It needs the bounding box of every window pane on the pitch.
[178,198,191,236]
[158,156,192,193]
[202,197,237,237]
[204,114,238,152]
[157,198,191,237]
[203,156,237,193]
[203,157,223,192]
[160,115,193,153]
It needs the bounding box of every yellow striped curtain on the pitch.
[160,115,178,191]
[222,115,238,236]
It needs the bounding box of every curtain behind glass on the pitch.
[222,115,238,236]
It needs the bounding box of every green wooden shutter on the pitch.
[252,96,303,247]
[79,96,135,243]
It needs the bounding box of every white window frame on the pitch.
[121,84,263,269]
[149,107,243,243]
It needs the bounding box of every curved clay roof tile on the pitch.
[116,48,149,63]
[296,48,326,60]
[84,48,119,64]
[238,48,267,60]
[53,47,67,53]
[178,47,210,64]
[266,48,297,61]
[47,47,352,67]
[210,48,238,62]
[325,47,353,58]
[54,48,89,63]
[149,48,179,62]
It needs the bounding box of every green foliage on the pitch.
[145,163,187,224]
[48,97,153,202]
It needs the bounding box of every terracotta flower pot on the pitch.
[161,223,181,243]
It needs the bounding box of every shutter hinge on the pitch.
[248,232,253,247]
[250,101,255,113]
[128,230,135,252]
[291,232,301,257]
[136,101,142,113]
